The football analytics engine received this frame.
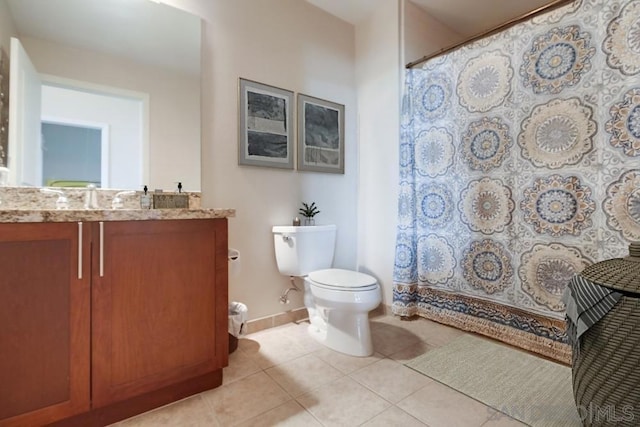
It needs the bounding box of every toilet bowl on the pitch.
[304,268,381,357]
[272,225,381,357]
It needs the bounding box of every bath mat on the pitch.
[405,334,581,427]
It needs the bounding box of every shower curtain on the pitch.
[393,0,640,363]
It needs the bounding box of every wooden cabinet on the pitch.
[0,222,91,427]
[91,219,228,408]
[0,218,228,427]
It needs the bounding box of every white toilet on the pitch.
[272,224,381,357]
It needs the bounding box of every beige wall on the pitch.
[402,0,464,67]
[354,0,461,308]
[355,0,402,307]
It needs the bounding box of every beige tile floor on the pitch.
[111,315,528,427]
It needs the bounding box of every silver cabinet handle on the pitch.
[99,221,104,277]
[78,222,83,279]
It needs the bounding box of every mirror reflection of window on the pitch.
[41,83,144,189]
[42,122,101,188]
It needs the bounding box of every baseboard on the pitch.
[245,307,310,334]
[245,303,391,335]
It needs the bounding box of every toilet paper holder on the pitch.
[228,248,240,261]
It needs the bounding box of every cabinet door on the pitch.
[91,219,228,407]
[0,222,91,426]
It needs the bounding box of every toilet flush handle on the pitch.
[282,234,292,242]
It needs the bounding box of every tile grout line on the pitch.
[223,317,505,426]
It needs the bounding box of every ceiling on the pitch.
[306,0,561,38]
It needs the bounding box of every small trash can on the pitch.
[228,302,247,354]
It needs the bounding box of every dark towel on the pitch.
[562,274,622,354]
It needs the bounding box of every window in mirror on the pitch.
[42,82,144,189]
[42,122,102,188]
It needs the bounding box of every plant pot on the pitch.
[303,218,315,226]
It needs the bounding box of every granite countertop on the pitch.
[0,208,236,223]
[0,186,235,223]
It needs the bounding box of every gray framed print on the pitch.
[297,94,345,174]
[238,78,294,169]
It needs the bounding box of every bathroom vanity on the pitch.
[0,201,235,426]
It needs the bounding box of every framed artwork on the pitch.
[238,78,294,169]
[297,94,345,174]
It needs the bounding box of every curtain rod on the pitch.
[406,0,575,69]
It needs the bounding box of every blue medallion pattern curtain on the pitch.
[392,0,640,363]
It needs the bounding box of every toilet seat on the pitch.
[308,268,378,291]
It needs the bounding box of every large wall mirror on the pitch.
[0,0,202,191]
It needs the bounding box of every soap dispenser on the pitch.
[140,185,152,209]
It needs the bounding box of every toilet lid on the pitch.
[308,268,378,291]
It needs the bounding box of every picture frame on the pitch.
[238,78,294,169]
[297,94,345,174]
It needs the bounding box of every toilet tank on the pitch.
[272,225,337,276]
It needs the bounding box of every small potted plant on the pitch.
[299,202,320,226]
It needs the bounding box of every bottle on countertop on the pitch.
[140,185,152,209]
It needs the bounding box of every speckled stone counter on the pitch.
[0,208,235,223]
[0,186,202,210]
[0,187,235,222]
